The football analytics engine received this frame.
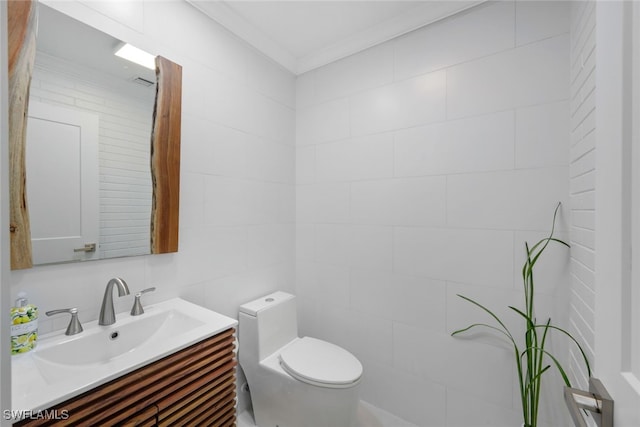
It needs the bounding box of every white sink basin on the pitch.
[12,298,237,413]
[34,308,203,368]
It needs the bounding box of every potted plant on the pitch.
[451,203,591,427]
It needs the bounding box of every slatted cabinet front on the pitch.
[15,328,237,426]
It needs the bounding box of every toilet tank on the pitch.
[239,291,298,360]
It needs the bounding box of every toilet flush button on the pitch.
[265,298,275,302]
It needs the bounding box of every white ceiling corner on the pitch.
[188,1,484,75]
[188,0,299,73]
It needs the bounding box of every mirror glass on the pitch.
[27,4,157,265]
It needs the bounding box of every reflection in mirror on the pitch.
[28,4,157,264]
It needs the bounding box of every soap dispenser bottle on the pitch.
[10,292,38,355]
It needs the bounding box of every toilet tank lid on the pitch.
[239,291,295,316]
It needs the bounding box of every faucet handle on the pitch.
[46,308,83,336]
[130,287,156,316]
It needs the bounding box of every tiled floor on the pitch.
[237,401,418,427]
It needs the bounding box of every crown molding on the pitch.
[297,1,483,74]
[187,0,298,73]
[188,1,485,75]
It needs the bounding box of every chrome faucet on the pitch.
[46,308,83,335]
[99,278,130,326]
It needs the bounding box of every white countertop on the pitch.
[11,298,237,413]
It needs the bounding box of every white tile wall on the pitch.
[446,35,569,120]
[296,2,571,425]
[4,0,582,424]
[393,1,515,81]
[394,111,515,177]
[394,227,515,288]
[516,1,572,47]
[350,177,446,226]
[516,101,570,169]
[296,98,350,145]
[313,43,394,105]
[315,134,394,182]
[350,71,447,136]
[446,168,569,230]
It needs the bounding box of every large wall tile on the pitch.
[314,263,351,310]
[296,98,350,145]
[447,34,570,119]
[516,101,570,169]
[295,224,316,261]
[179,172,205,229]
[205,72,255,133]
[350,71,446,136]
[247,224,294,268]
[349,226,393,272]
[316,134,394,182]
[446,387,522,427]
[315,224,352,267]
[296,183,350,224]
[247,52,296,108]
[251,94,296,144]
[246,138,295,183]
[350,177,446,226]
[350,269,393,318]
[347,310,393,365]
[176,226,247,286]
[181,118,248,177]
[516,1,570,46]
[392,324,515,407]
[394,228,514,287]
[349,180,395,225]
[394,2,515,81]
[204,176,251,225]
[387,370,447,427]
[394,110,515,177]
[313,43,394,104]
[447,167,570,230]
[245,181,282,224]
[392,275,446,332]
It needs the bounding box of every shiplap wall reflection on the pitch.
[31,52,154,259]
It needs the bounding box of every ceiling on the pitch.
[188,0,483,75]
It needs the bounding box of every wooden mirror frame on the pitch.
[151,56,182,254]
[7,0,182,269]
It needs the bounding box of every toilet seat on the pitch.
[279,337,363,389]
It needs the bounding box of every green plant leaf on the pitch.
[531,324,592,377]
[523,364,550,393]
[453,294,516,343]
[451,322,514,343]
[525,346,572,387]
[509,306,535,328]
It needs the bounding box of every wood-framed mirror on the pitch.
[7,0,182,269]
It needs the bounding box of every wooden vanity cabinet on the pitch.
[15,328,237,426]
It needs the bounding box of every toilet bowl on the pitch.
[239,291,363,427]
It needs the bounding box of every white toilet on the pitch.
[239,291,363,427]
